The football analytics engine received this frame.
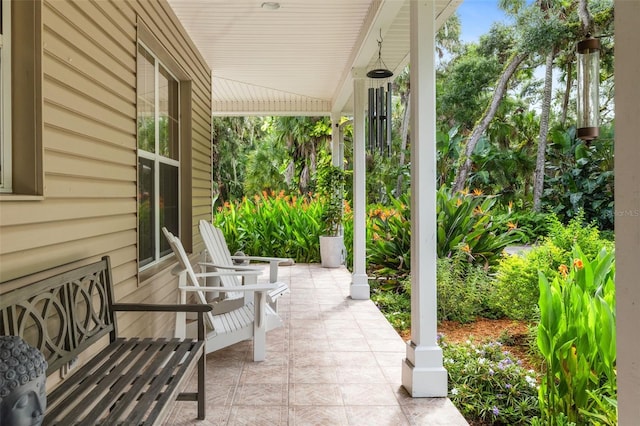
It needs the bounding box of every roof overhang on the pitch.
[167,0,462,116]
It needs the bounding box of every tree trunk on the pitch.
[577,0,594,34]
[533,50,555,212]
[452,52,528,192]
[396,92,411,195]
[560,58,572,127]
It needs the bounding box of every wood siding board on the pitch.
[44,126,135,166]
[0,216,136,254]
[44,150,136,182]
[43,39,134,104]
[43,78,135,135]
[43,55,136,118]
[43,27,134,91]
[44,175,136,199]
[70,0,135,53]
[44,1,135,78]
[0,199,135,226]
[0,231,137,284]
[44,103,135,147]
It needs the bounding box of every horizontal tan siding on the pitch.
[0,0,212,350]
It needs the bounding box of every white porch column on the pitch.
[330,113,341,168]
[615,2,640,423]
[350,71,369,299]
[401,0,447,397]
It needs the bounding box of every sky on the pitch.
[456,0,511,44]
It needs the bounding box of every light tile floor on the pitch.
[167,263,468,425]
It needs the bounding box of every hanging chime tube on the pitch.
[368,87,375,152]
[386,82,392,156]
[576,36,600,141]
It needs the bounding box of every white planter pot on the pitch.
[319,235,346,268]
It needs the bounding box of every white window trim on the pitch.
[1,0,12,192]
[137,41,181,271]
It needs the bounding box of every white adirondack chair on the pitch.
[198,220,291,311]
[162,227,282,361]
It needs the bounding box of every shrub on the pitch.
[437,255,496,323]
[437,186,524,268]
[367,194,411,277]
[545,210,613,259]
[214,191,324,262]
[491,213,613,321]
[367,188,523,278]
[443,337,540,425]
[495,208,550,244]
[370,278,411,332]
[492,243,565,320]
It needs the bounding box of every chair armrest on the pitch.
[111,303,212,313]
[179,283,278,293]
[230,255,294,264]
[197,262,263,272]
[193,270,262,280]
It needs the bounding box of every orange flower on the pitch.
[472,188,484,196]
[459,188,470,196]
[558,264,569,278]
[473,206,484,215]
[507,221,518,230]
[456,199,463,207]
[573,258,584,270]
[461,244,471,253]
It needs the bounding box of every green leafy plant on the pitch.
[437,186,523,267]
[491,213,613,321]
[536,245,616,425]
[543,125,614,231]
[370,278,411,332]
[443,337,540,425]
[214,191,324,262]
[367,194,411,277]
[437,255,495,323]
[492,243,565,320]
[316,163,346,236]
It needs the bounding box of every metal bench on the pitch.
[0,256,211,425]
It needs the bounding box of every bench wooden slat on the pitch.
[82,338,189,424]
[46,338,147,422]
[126,339,194,425]
[145,340,204,423]
[54,338,156,424]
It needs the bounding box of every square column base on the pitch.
[402,358,448,397]
[350,273,370,299]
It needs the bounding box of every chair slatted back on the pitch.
[161,228,216,330]
[198,220,244,300]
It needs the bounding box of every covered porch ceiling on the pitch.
[167,0,462,116]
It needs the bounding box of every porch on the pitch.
[167,263,468,425]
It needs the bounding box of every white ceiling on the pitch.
[167,0,461,116]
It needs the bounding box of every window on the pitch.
[0,0,11,192]
[0,0,42,197]
[137,43,180,269]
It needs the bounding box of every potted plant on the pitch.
[316,164,347,267]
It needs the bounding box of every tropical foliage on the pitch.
[209,1,617,424]
[535,246,616,425]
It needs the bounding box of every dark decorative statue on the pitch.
[0,336,47,426]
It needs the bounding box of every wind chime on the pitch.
[367,31,393,157]
[576,33,600,141]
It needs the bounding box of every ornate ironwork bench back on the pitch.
[0,256,117,375]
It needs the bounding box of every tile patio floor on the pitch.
[167,263,468,425]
